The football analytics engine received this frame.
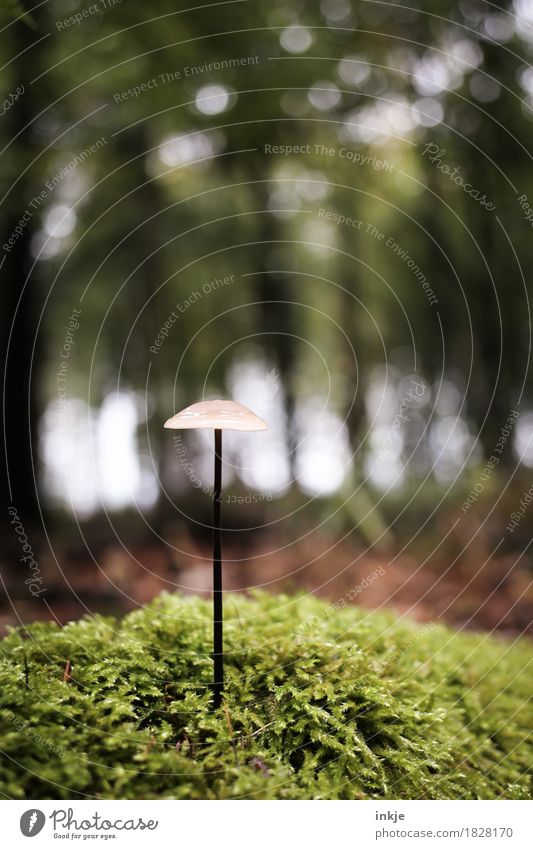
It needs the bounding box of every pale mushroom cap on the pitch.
[164,399,268,431]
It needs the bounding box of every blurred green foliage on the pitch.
[1,0,533,522]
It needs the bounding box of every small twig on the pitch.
[63,659,71,683]
[223,701,239,766]
[183,731,194,757]
[239,719,277,742]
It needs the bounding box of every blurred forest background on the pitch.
[2,0,533,635]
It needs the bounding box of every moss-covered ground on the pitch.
[0,592,531,799]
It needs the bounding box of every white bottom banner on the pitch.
[2,799,532,848]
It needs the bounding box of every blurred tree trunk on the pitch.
[252,177,297,475]
[337,226,367,454]
[469,35,524,461]
[1,5,45,524]
[112,126,170,518]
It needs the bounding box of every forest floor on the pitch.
[2,528,532,636]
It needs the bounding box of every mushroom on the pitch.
[165,399,268,708]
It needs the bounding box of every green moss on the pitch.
[0,592,531,799]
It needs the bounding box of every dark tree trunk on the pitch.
[255,218,298,475]
[1,7,46,526]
